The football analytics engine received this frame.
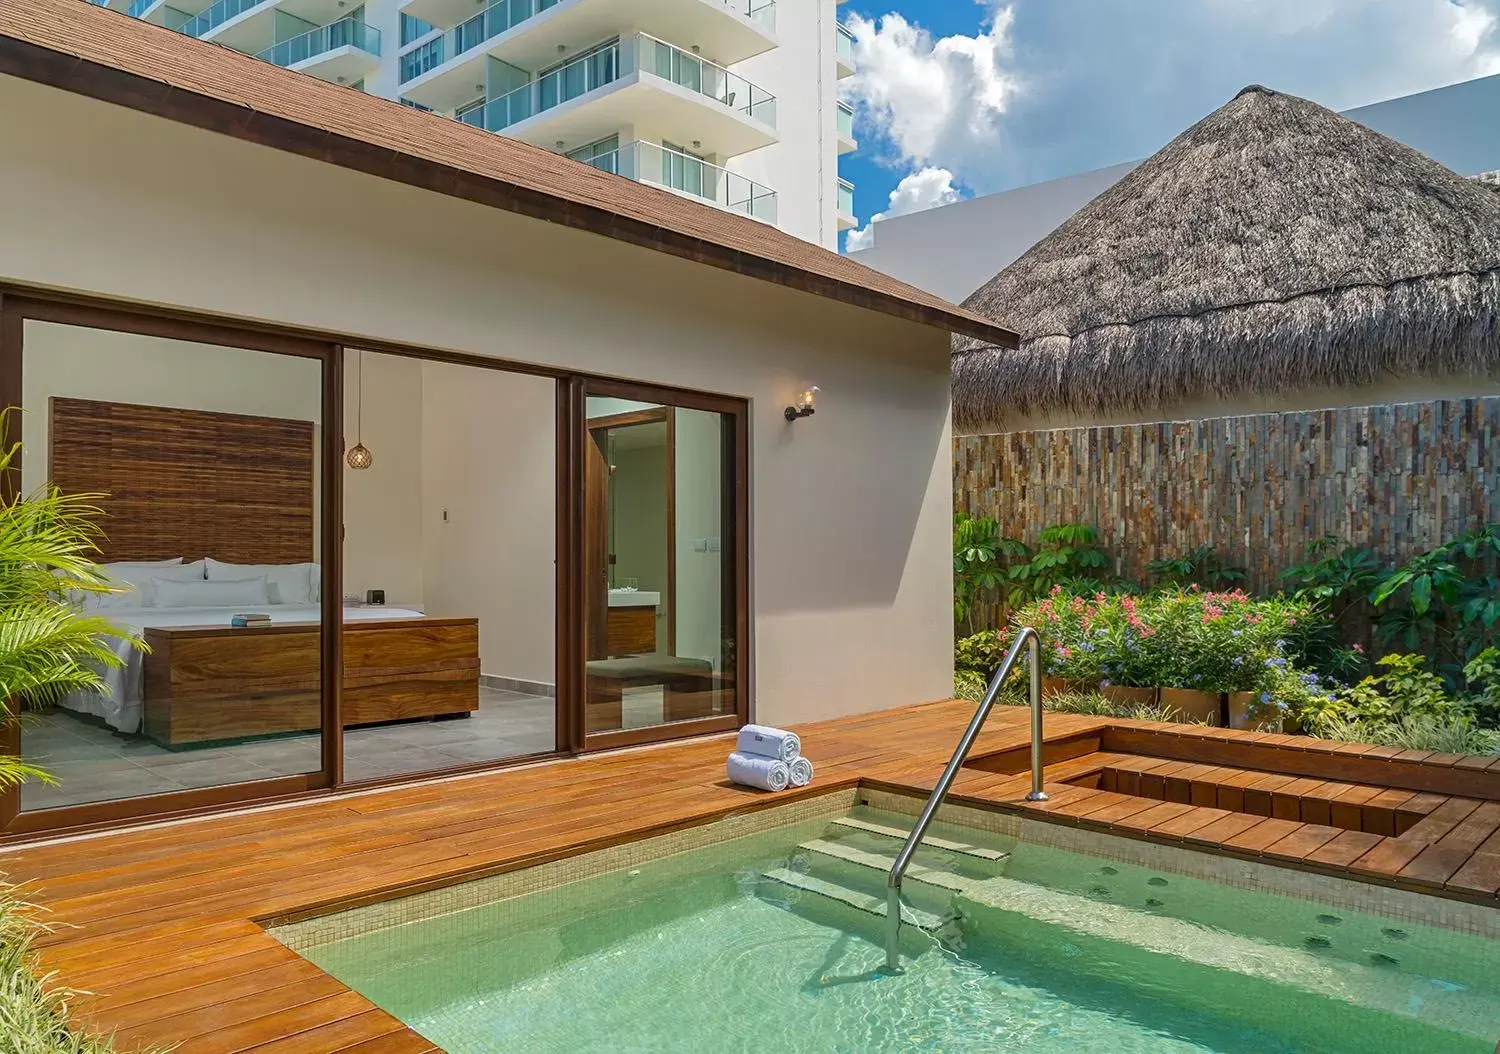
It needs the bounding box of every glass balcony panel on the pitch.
[399,37,446,82]
[587,142,777,225]
[837,22,854,65]
[838,178,855,216]
[177,0,263,39]
[640,35,776,129]
[260,17,381,68]
[746,0,775,33]
[837,101,854,140]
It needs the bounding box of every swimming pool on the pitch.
[279,792,1500,1053]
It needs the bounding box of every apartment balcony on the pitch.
[837,177,856,230]
[446,35,778,159]
[577,140,776,224]
[836,21,855,79]
[397,0,777,80]
[164,0,353,56]
[258,16,381,85]
[836,99,856,154]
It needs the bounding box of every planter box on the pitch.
[1227,690,1283,733]
[1159,687,1223,726]
[1101,685,1159,708]
[1042,676,1096,699]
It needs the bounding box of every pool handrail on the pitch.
[884,625,1045,970]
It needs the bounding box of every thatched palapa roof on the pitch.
[953,84,1500,433]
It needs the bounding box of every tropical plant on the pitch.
[1280,535,1383,621]
[0,883,146,1052]
[1005,523,1114,605]
[1312,712,1500,756]
[953,513,1027,632]
[955,628,1013,680]
[0,410,137,791]
[1464,647,1500,729]
[1371,525,1500,673]
[1147,545,1247,589]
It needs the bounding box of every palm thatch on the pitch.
[954,85,1500,434]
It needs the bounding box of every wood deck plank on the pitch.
[0,700,1496,1051]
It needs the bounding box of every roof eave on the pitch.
[0,33,1018,351]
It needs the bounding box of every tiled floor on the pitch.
[20,688,558,812]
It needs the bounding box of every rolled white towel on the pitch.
[736,724,801,763]
[726,751,790,792]
[787,756,814,788]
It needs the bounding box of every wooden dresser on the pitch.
[143,617,479,746]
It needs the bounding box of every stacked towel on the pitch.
[737,724,801,763]
[727,725,814,792]
[726,752,790,792]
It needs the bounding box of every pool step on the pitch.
[759,868,955,932]
[827,816,1010,861]
[797,839,985,894]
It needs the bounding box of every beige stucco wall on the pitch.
[0,73,955,726]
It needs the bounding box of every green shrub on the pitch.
[1313,713,1500,756]
[955,629,1013,680]
[1040,689,1181,724]
[954,669,988,702]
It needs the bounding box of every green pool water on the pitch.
[301,806,1500,1053]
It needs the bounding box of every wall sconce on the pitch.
[784,385,819,422]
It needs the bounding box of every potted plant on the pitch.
[1014,588,1101,697]
[1150,589,1228,724]
[1092,594,1161,707]
[0,410,135,791]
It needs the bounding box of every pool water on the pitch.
[302,805,1500,1053]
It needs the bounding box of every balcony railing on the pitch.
[400,37,446,82]
[259,17,381,68]
[177,0,264,38]
[837,100,854,140]
[457,35,776,134]
[447,0,562,65]
[837,22,854,65]
[838,177,855,216]
[740,0,776,32]
[585,141,777,224]
[643,34,776,126]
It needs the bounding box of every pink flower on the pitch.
[1050,585,1065,597]
[1352,642,1365,653]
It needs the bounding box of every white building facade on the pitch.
[101,0,859,249]
[849,72,1500,300]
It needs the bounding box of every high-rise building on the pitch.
[101,0,859,248]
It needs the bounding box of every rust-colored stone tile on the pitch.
[1306,830,1384,869]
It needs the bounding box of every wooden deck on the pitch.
[2,700,1498,1052]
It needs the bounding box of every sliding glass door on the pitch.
[577,383,747,749]
[1,300,337,832]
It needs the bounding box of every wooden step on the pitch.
[1083,757,1449,837]
[964,732,1103,775]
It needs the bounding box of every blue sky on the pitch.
[838,0,1500,250]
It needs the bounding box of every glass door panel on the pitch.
[582,395,739,740]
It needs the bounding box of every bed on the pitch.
[45,396,480,743]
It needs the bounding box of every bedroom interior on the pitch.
[10,314,745,821]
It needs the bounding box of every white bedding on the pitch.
[60,605,426,734]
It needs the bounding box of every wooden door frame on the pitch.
[585,405,677,655]
[0,284,753,840]
[574,379,751,752]
[0,293,339,836]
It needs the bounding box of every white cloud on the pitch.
[844,0,1500,195]
[845,167,965,251]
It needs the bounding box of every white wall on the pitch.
[0,74,955,726]
[672,406,724,667]
[342,351,425,606]
[418,362,557,686]
[729,0,841,249]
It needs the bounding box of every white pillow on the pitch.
[92,560,206,608]
[153,575,269,609]
[205,558,315,605]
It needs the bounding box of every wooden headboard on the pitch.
[48,397,316,565]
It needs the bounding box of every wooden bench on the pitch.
[584,656,717,732]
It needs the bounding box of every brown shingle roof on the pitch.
[0,0,1017,349]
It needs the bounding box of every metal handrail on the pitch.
[884,625,1045,970]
